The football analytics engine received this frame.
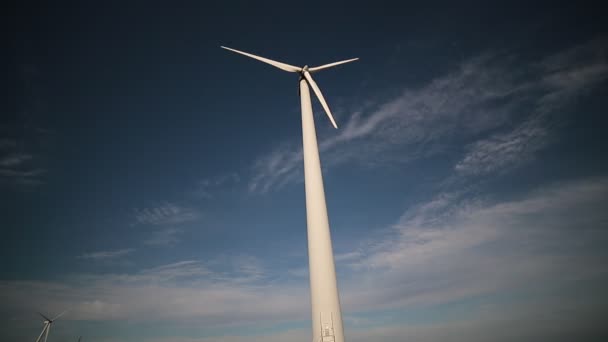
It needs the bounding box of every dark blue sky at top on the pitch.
[3,2,608,341]
[4,0,607,282]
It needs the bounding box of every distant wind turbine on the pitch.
[35,311,66,342]
[222,46,357,342]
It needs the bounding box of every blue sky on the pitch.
[3,2,608,341]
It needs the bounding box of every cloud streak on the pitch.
[3,177,607,339]
[195,172,240,199]
[78,248,135,261]
[248,38,608,193]
[337,177,608,317]
[454,115,550,175]
[0,153,33,167]
[0,139,46,186]
[143,227,183,247]
[133,202,200,226]
[456,38,608,176]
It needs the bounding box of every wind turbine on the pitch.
[222,46,357,342]
[35,311,66,342]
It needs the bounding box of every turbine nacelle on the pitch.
[221,46,358,129]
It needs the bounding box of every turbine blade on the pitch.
[38,312,52,322]
[303,71,338,129]
[35,324,48,342]
[52,310,67,321]
[221,46,301,73]
[308,58,358,73]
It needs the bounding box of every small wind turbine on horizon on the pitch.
[221,46,357,342]
[35,311,66,342]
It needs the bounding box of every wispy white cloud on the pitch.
[143,227,183,247]
[0,153,33,167]
[286,267,308,278]
[136,260,211,282]
[230,255,264,281]
[249,144,303,193]
[334,251,362,262]
[454,115,550,175]
[0,139,46,186]
[0,168,45,178]
[3,177,606,337]
[195,172,240,199]
[248,38,608,193]
[0,256,302,324]
[78,248,135,261]
[455,38,608,176]
[337,177,608,315]
[248,53,527,193]
[133,202,200,226]
[540,37,608,101]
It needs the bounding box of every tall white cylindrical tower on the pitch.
[300,78,344,342]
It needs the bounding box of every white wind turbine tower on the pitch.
[222,46,357,342]
[35,311,66,342]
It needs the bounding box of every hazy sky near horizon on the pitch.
[3,2,608,341]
